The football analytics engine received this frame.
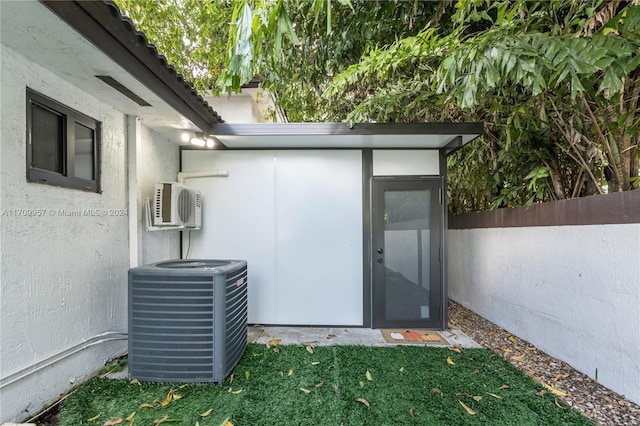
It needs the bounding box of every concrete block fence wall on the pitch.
[447,190,640,405]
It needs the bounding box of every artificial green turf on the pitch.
[58,344,593,425]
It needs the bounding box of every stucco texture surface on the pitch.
[448,224,640,406]
[1,45,129,422]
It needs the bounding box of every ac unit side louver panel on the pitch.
[153,183,202,229]
[128,260,247,383]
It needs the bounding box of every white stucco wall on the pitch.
[206,94,263,123]
[0,45,129,422]
[448,224,640,405]
[138,125,180,265]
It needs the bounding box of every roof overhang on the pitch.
[209,122,484,155]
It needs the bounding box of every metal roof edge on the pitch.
[209,122,485,136]
[39,0,224,131]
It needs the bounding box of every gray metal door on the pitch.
[372,178,442,328]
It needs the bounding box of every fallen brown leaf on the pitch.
[470,369,479,375]
[327,334,337,339]
[103,419,123,426]
[553,373,570,382]
[160,390,173,407]
[199,408,213,417]
[315,381,325,388]
[409,407,415,417]
[130,379,141,386]
[306,346,314,354]
[153,415,168,425]
[540,381,567,396]
[268,338,281,347]
[432,388,442,394]
[536,389,547,396]
[459,400,476,415]
[356,397,370,408]
[473,396,483,402]
[499,384,509,390]
[487,393,502,399]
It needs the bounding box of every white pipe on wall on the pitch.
[0,332,128,389]
[177,170,228,185]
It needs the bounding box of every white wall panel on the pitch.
[182,150,363,325]
[182,151,277,324]
[274,151,363,325]
[373,150,439,176]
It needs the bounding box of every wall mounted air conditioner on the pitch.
[154,182,202,229]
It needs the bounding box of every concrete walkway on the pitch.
[249,326,481,348]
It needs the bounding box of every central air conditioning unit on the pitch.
[128,259,248,383]
[154,182,202,229]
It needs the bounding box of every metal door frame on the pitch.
[370,176,443,329]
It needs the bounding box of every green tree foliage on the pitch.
[114,0,233,93]
[115,0,639,213]
[325,0,640,212]
[218,0,440,121]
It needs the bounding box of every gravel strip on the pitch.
[449,300,640,426]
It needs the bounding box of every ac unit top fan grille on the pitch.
[128,259,247,383]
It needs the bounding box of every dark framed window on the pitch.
[26,89,100,192]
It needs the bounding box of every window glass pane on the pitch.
[74,123,94,180]
[384,189,431,321]
[32,105,63,173]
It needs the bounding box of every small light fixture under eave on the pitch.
[206,136,221,148]
[190,133,206,147]
[181,132,191,143]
